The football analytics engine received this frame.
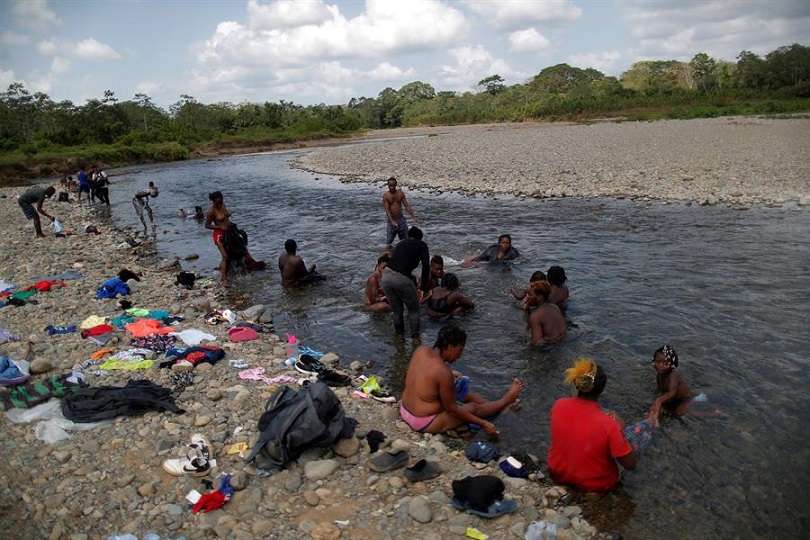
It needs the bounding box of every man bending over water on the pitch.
[133,181,158,234]
[278,239,321,287]
[528,281,566,346]
[382,177,417,247]
[400,325,524,436]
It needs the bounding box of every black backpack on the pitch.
[246,382,356,472]
[222,223,248,261]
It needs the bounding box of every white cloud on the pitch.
[439,45,515,90]
[37,39,57,56]
[0,68,19,89]
[50,56,71,74]
[135,81,163,95]
[622,0,810,60]
[509,28,551,53]
[247,0,335,29]
[368,62,415,81]
[0,31,30,46]
[74,38,122,61]
[10,0,61,30]
[567,50,621,73]
[464,0,581,29]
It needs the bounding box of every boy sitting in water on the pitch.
[648,345,691,426]
[510,271,547,310]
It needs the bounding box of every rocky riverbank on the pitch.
[0,189,607,540]
[294,117,810,207]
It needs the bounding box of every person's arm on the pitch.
[451,292,474,311]
[402,193,417,222]
[608,414,637,470]
[365,277,378,304]
[529,311,544,346]
[419,244,431,294]
[648,373,681,425]
[295,257,309,277]
[511,287,527,300]
[204,209,216,230]
[437,369,497,435]
[36,196,53,221]
[617,451,638,471]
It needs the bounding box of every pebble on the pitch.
[230,471,248,491]
[310,522,341,540]
[304,459,340,481]
[29,358,53,374]
[137,482,156,497]
[408,496,433,523]
[303,490,320,506]
[333,437,360,458]
[282,471,303,493]
[194,415,211,427]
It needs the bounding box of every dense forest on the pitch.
[1,43,809,178]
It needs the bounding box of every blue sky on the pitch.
[1,0,808,106]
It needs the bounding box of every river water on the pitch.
[106,149,810,539]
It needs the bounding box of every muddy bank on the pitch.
[294,117,810,207]
[0,189,605,540]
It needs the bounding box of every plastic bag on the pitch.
[525,521,557,540]
[51,218,63,234]
[6,398,109,444]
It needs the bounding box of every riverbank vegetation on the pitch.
[1,43,808,180]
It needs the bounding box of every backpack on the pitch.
[246,382,356,472]
[222,223,248,262]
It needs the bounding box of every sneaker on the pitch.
[189,433,211,460]
[295,354,324,375]
[162,453,211,477]
[317,369,352,387]
[369,388,396,403]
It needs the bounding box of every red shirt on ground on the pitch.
[547,397,632,492]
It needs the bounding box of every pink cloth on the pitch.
[237,367,296,385]
[228,327,258,342]
[399,402,438,432]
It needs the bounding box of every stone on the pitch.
[310,522,341,540]
[304,459,340,481]
[192,298,211,312]
[196,362,212,373]
[230,471,248,491]
[166,504,183,516]
[30,358,53,375]
[510,521,527,538]
[349,360,364,372]
[333,437,360,458]
[155,439,174,455]
[53,451,72,464]
[207,389,223,401]
[389,477,404,490]
[252,520,274,536]
[390,439,411,452]
[320,352,340,367]
[303,490,320,506]
[194,415,211,427]
[282,471,303,493]
[137,482,155,497]
[240,304,267,321]
[408,496,433,523]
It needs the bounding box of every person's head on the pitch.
[44,186,56,198]
[148,181,159,197]
[564,358,607,400]
[530,270,547,283]
[434,324,466,362]
[548,266,567,286]
[284,239,297,254]
[407,226,423,240]
[376,254,390,271]
[527,280,550,306]
[653,345,679,373]
[497,234,512,252]
[440,272,460,291]
[430,255,444,278]
[387,177,398,193]
[194,205,203,215]
[208,190,223,207]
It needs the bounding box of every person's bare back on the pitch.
[529,303,567,346]
[401,345,451,417]
[278,253,308,287]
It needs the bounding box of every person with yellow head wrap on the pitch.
[547,358,637,492]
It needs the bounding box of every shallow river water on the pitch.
[106,149,810,540]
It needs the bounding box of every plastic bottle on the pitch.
[285,334,299,365]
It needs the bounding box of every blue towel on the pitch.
[96,277,130,299]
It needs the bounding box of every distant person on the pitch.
[548,265,569,307]
[548,358,636,492]
[382,177,418,247]
[133,181,158,234]
[364,254,391,313]
[205,191,231,284]
[510,270,548,308]
[278,239,322,287]
[66,176,78,193]
[647,345,692,426]
[89,167,99,203]
[193,206,204,220]
[463,234,520,266]
[400,325,524,435]
[77,167,91,205]
[95,170,110,206]
[18,185,56,238]
[421,254,445,292]
[178,206,205,220]
[381,226,430,338]
[527,281,566,346]
[426,273,474,319]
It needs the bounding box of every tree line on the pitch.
[1,43,808,162]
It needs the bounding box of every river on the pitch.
[105,148,810,539]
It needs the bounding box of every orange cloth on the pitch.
[90,348,116,360]
[125,318,174,338]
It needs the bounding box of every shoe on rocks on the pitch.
[404,459,442,482]
[162,453,211,477]
[295,354,324,375]
[369,449,409,472]
[317,369,352,387]
[189,433,211,460]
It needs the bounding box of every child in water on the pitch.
[510,270,547,310]
[647,344,691,426]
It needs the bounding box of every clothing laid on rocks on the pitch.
[96,277,130,299]
[125,319,174,338]
[80,324,114,338]
[162,345,224,367]
[227,326,258,342]
[110,314,135,329]
[130,334,176,353]
[46,325,76,335]
[80,315,107,330]
[0,328,20,343]
[0,356,29,386]
[452,475,506,513]
[547,397,632,492]
[61,380,184,423]
[172,329,216,346]
[0,375,73,411]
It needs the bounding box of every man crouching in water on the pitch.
[400,325,524,437]
[527,281,566,346]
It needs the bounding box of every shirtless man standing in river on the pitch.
[205,191,231,284]
[383,177,417,247]
[400,325,524,436]
[527,281,567,346]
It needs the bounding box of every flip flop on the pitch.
[451,498,518,519]
[368,450,409,472]
[403,459,442,482]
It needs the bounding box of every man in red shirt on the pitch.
[548,358,637,492]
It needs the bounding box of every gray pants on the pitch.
[380,267,420,337]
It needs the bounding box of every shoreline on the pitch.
[0,189,605,539]
[292,116,810,208]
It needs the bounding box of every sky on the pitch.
[1,0,809,107]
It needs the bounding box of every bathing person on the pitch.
[527,281,567,346]
[400,325,524,436]
[548,265,569,306]
[95,170,110,206]
[18,185,56,238]
[426,273,474,319]
[382,177,417,247]
[77,167,91,205]
[421,255,445,292]
[548,358,637,492]
[365,254,391,313]
[380,226,430,338]
[463,234,520,266]
[278,239,321,287]
[510,270,548,306]
[132,181,158,234]
[205,191,231,284]
[647,345,691,426]
[193,206,205,220]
